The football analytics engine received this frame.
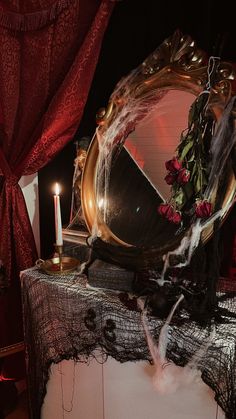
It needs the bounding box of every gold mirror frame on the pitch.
[81,31,236,267]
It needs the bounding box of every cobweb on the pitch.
[139,295,216,395]
[92,65,169,239]
[90,60,236,278]
[160,95,236,283]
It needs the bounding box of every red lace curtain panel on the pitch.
[0,0,115,379]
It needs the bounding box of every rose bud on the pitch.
[165,157,182,173]
[157,203,174,218]
[177,168,190,185]
[195,200,212,218]
[164,172,176,185]
[169,210,182,224]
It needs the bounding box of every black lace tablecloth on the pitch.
[20,267,236,419]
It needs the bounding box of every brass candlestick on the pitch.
[36,244,80,275]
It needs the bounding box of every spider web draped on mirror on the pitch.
[93,70,169,239]
[88,51,236,275]
[93,89,195,248]
[80,32,236,334]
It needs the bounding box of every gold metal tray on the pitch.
[36,256,79,275]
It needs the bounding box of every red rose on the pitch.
[158,204,182,224]
[165,157,182,173]
[195,200,212,218]
[164,172,177,185]
[157,203,174,218]
[169,210,182,224]
[177,168,190,185]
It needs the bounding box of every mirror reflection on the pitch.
[97,90,195,247]
[125,90,195,201]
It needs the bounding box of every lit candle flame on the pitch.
[55,182,60,196]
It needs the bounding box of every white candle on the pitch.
[54,183,63,246]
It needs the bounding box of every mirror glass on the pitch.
[97,90,195,247]
[125,90,195,201]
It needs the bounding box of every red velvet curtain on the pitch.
[0,0,115,378]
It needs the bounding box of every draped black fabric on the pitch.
[21,267,236,419]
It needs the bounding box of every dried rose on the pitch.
[195,200,212,218]
[164,172,177,185]
[177,168,190,185]
[158,204,182,224]
[157,203,174,218]
[165,157,182,173]
[169,210,182,224]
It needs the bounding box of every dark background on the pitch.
[38,0,236,258]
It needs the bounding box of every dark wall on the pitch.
[38,0,236,258]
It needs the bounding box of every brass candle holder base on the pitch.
[36,244,79,275]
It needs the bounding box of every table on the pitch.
[20,267,236,419]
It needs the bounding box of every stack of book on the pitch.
[87,259,135,292]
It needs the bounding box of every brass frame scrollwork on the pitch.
[81,30,236,261]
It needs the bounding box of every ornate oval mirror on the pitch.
[81,31,236,270]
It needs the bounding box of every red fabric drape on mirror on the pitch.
[0,0,115,379]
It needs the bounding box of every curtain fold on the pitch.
[0,0,115,378]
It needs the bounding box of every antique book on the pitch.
[87,258,135,292]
